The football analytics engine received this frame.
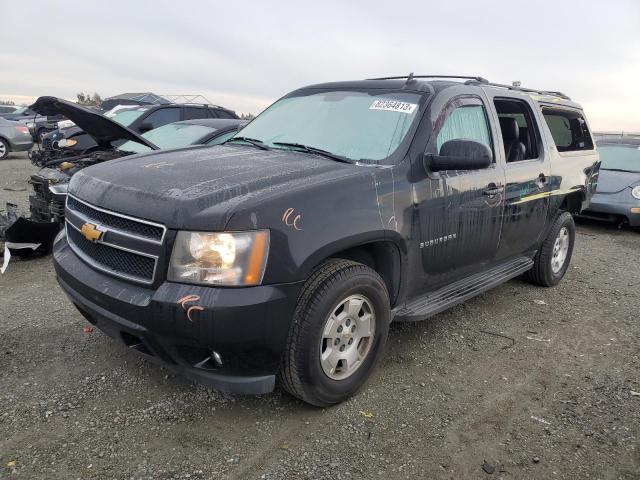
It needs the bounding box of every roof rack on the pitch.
[464,79,571,100]
[367,73,571,100]
[180,102,227,109]
[367,74,489,83]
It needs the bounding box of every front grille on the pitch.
[65,194,166,284]
[67,227,155,282]
[67,196,164,242]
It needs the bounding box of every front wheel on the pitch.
[525,211,576,287]
[279,259,390,407]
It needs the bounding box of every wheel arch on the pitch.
[301,234,405,308]
[559,190,585,214]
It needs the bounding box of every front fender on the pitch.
[225,170,390,284]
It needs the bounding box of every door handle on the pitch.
[537,173,548,189]
[483,185,504,196]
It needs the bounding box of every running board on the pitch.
[393,256,533,322]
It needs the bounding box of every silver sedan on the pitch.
[0,116,34,159]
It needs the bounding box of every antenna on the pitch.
[405,72,415,85]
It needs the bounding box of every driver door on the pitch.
[417,96,506,288]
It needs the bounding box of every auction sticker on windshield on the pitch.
[369,99,417,114]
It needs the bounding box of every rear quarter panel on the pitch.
[535,102,600,215]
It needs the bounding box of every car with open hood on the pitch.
[43,102,239,154]
[27,96,246,229]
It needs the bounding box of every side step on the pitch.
[393,256,533,322]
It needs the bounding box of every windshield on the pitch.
[13,107,28,114]
[598,144,640,173]
[118,122,215,153]
[111,108,147,127]
[234,90,423,163]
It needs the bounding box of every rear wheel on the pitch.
[279,259,390,407]
[0,138,9,159]
[525,211,575,287]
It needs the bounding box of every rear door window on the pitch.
[184,107,209,120]
[144,108,181,129]
[214,110,235,119]
[542,108,594,152]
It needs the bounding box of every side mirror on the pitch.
[139,122,153,132]
[425,139,492,172]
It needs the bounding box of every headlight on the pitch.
[58,138,77,148]
[632,186,640,200]
[168,230,269,286]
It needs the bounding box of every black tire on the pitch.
[0,138,9,159]
[279,259,390,407]
[525,211,575,287]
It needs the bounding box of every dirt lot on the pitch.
[1,152,639,479]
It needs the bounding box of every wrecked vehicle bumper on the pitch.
[53,234,302,394]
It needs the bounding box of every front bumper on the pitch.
[582,191,640,227]
[53,237,303,394]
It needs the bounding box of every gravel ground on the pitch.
[1,153,639,479]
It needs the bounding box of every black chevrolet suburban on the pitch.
[52,75,600,406]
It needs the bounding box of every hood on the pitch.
[69,145,363,230]
[596,169,640,193]
[29,96,157,150]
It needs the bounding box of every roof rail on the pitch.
[367,73,571,100]
[465,79,572,100]
[368,74,489,83]
[180,102,226,109]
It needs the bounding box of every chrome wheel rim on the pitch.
[0,142,6,157]
[320,294,376,380]
[551,226,570,274]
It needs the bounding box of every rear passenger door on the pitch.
[487,94,551,259]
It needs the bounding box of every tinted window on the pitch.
[184,107,208,120]
[144,108,180,129]
[215,110,234,119]
[436,105,492,154]
[543,108,593,152]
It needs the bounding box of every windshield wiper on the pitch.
[272,142,354,164]
[601,168,636,173]
[224,136,271,150]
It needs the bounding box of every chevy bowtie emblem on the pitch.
[80,222,105,242]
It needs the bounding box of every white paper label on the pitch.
[369,99,417,114]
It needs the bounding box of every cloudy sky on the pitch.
[2,0,639,130]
